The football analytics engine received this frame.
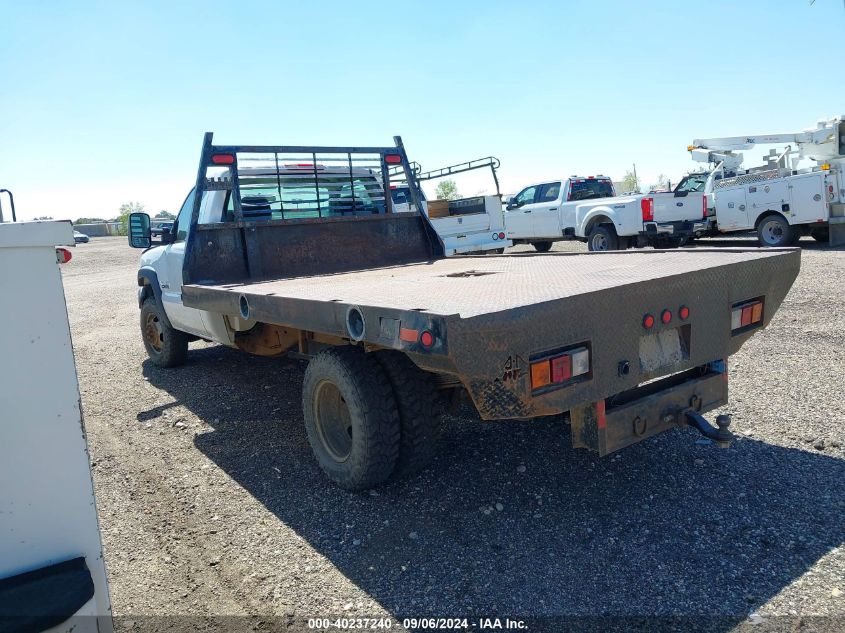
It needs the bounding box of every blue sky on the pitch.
[1,0,843,220]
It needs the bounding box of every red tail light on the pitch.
[641,197,654,222]
[56,248,72,264]
[702,195,708,218]
[211,154,235,165]
[498,232,505,239]
[384,154,402,164]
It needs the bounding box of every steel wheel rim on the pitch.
[314,381,353,462]
[591,233,608,250]
[144,312,164,353]
[761,220,784,245]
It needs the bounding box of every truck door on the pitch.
[160,189,211,337]
[504,184,539,239]
[714,186,749,230]
[529,181,564,237]
[788,172,827,224]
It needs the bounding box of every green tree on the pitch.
[620,170,640,193]
[74,217,107,225]
[34,215,54,220]
[155,210,175,220]
[118,201,146,236]
[434,179,460,201]
[649,174,670,192]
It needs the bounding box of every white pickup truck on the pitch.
[504,175,709,251]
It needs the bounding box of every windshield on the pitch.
[674,174,708,193]
[567,179,615,201]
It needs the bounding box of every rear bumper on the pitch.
[571,366,727,456]
[642,220,708,237]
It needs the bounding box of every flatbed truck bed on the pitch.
[129,134,801,490]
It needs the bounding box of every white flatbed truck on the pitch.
[128,133,800,491]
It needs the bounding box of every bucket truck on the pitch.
[687,116,845,247]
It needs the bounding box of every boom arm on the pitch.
[690,116,845,163]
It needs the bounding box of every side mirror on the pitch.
[128,212,151,249]
[506,201,517,210]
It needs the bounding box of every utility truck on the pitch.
[504,176,708,251]
[686,115,845,247]
[129,133,800,490]
[390,157,511,255]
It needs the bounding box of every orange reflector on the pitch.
[740,306,753,327]
[751,302,763,323]
[399,328,418,343]
[530,360,551,390]
[551,355,571,383]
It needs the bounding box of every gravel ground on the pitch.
[62,236,845,632]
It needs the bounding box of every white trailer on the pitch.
[688,116,845,246]
[0,221,112,632]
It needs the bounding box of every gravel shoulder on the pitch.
[63,237,845,628]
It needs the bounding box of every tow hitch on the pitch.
[684,410,734,448]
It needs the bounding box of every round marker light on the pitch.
[643,314,655,329]
[498,232,505,240]
[661,309,672,324]
[420,331,435,348]
[679,306,690,320]
[492,232,499,240]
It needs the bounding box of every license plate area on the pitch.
[639,324,691,373]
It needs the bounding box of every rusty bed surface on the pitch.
[184,249,796,318]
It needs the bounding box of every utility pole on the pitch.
[632,163,639,192]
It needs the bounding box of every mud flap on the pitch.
[570,368,728,456]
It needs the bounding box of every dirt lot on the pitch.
[63,236,844,631]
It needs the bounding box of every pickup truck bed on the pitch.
[183,248,799,422]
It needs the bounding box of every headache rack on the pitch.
[182,133,443,286]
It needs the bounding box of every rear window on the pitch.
[568,179,615,201]
[674,174,708,193]
[226,171,386,220]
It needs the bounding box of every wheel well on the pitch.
[585,216,613,234]
[754,210,786,230]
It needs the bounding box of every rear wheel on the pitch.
[376,351,443,478]
[811,227,830,243]
[587,225,619,251]
[140,296,188,368]
[532,240,553,252]
[756,215,795,247]
[302,347,400,490]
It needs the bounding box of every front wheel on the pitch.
[140,297,188,368]
[532,240,553,252]
[756,215,795,247]
[302,347,400,490]
[587,225,619,251]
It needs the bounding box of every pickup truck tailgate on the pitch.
[183,248,799,419]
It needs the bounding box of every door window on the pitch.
[536,182,562,203]
[511,186,538,208]
[173,189,197,242]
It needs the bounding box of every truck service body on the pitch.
[684,115,845,247]
[131,134,800,490]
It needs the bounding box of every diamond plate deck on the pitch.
[187,249,796,319]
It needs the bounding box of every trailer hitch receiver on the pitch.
[685,410,734,448]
